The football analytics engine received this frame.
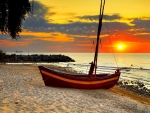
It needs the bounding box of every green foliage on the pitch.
[0,0,31,39]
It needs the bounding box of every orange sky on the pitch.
[0,0,150,53]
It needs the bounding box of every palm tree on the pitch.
[0,0,32,39]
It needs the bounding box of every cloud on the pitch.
[20,31,74,42]
[104,14,122,20]
[0,34,11,40]
[0,40,29,47]
[128,18,150,38]
[19,1,150,53]
[23,1,54,31]
[131,18,150,29]
[22,2,133,38]
[105,22,130,32]
[22,2,130,37]
[77,14,122,21]
[35,32,74,42]
[77,15,98,21]
[22,2,127,36]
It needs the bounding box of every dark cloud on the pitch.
[0,34,10,40]
[77,14,122,21]
[51,21,130,36]
[23,3,124,34]
[22,1,149,39]
[104,22,130,32]
[77,15,98,21]
[49,22,98,35]
[68,20,74,23]
[131,18,150,29]
[104,14,122,20]
[23,1,53,31]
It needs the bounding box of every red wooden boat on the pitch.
[39,66,120,89]
[38,0,121,89]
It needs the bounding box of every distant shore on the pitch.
[0,54,75,63]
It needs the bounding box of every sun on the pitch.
[118,45,123,50]
[117,43,125,51]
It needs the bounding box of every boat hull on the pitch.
[38,66,120,89]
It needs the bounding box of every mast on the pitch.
[88,0,105,77]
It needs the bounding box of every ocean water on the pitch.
[50,53,150,90]
[6,52,150,89]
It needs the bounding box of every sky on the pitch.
[0,0,150,53]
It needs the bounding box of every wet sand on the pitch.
[0,64,150,113]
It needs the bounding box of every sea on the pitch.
[5,52,150,90]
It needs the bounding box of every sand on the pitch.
[0,64,150,113]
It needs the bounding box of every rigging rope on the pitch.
[104,21,119,68]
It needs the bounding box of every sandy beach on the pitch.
[0,64,150,113]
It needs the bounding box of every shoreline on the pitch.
[110,86,150,106]
[0,64,150,112]
[36,64,150,105]
[1,64,150,98]
[1,64,150,97]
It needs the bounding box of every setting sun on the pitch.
[118,45,123,50]
[116,43,126,51]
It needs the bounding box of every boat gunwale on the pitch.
[39,66,120,81]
